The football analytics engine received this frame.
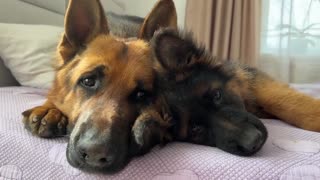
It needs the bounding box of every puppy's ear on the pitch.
[58,0,109,64]
[152,29,201,71]
[139,0,177,41]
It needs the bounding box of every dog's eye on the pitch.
[212,90,221,102]
[203,89,222,104]
[135,91,147,101]
[80,75,99,89]
[131,89,153,104]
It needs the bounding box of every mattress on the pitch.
[0,85,320,180]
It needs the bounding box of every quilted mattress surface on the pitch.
[0,85,320,180]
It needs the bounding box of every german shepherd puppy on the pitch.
[22,0,176,172]
[143,28,320,156]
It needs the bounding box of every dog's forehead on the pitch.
[74,35,154,89]
[85,35,150,60]
[171,69,226,98]
[189,78,223,96]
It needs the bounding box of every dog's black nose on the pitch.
[66,119,130,172]
[76,142,115,167]
[237,128,264,153]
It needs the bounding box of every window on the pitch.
[260,0,320,83]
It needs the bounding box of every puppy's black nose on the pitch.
[237,128,264,153]
[76,142,115,167]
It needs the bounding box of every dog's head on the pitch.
[51,0,177,172]
[152,29,268,156]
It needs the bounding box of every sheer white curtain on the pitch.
[260,0,320,83]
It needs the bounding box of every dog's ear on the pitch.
[139,0,177,41]
[152,29,201,71]
[58,0,109,64]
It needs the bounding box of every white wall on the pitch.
[102,0,186,28]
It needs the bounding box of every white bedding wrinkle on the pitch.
[0,85,320,180]
[273,139,320,153]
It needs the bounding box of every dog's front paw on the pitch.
[130,116,159,156]
[130,110,172,156]
[22,105,68,138]
[131,118,153,147]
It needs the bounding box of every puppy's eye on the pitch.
[135,91,147,101]
[212,90,221,102]
[203,89,222,105]
[80,75,99,89]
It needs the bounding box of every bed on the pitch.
[1,85,320,180]
[1,1,320,180]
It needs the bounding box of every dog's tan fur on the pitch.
[22,0,176,139]
[252,71,320,131]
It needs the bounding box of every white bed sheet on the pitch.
[0,85,320,180]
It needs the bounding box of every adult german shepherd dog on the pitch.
[22,0,320,173]
[22,0,176,172]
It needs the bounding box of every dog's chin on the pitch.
[66,143,128,174]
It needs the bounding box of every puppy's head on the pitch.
[152,29,268,156]
[51,0,177,172]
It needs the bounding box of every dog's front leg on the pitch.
[130,108,172,156]
[22,100,68,138]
